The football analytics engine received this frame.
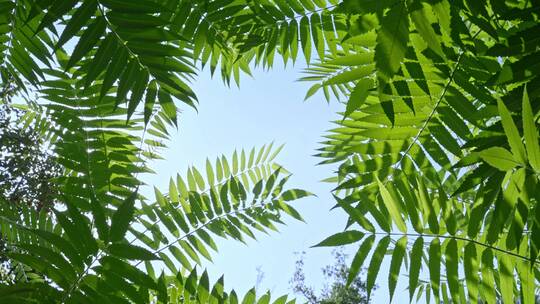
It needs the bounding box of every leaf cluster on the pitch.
[313,0,540,303]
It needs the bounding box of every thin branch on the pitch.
[372,231,539,265]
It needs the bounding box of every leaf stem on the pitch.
[371,231,539,265]
[128,159,278,245]
[134,199,277,268]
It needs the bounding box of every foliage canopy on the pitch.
[0,0,539,303]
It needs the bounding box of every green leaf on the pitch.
[128,69,149,120]
[478,147,519,171]
[429,238,441,304]
[90,197,109,243]
[242,288,256,304]
[100,0,165,12]
[463,243,479,302]
[84,33,118,89]
[183,267,198,296]
[144,80,157,124]
[366,236,390,297]
[206,159,215,186]
[16,243,76,282]
[498,98,527,164]
[522,86,540,171]
[169,246,191,270]
[280,188,313,201]
[344,78,374,118]
[57,0,97,48]
[310,13,325,60]
[288,19,299,62]
[268,143,284,161]
[37,0,78,33]
[312,230,364,247]
[8,252,70,288]
[116,59,139,106]
[407,0,444,57]
[232,150,239,174]
[445,239,460,304]
[188,235,213,262]
[158,88,178,126]
[304,83,321,101]
[193,167,206,190]
[388,236,407,302]
[66,16,107,70]
[257,292,271,304]
[193,21,209,60]
[376,178,407,233]
[409,237,424,301]
[110,192,137,242]
[198,270,210,303]
[375,1,409,91]
[100,47,129,100]
[480,250,496,303]
[108,243,159,260]
[335,196,376,232]
[498,254,514,304]
[347,235,375,286]
[299,16,311,64]
[157,272,168,303]
[67,203,99,254]
[31,230,84,271]
[516,257,534,304]
[396,178,423,233]
[325,66,373,85]
[416,177,439,234]
[276,199,304,222]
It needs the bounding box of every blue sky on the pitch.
[143,60,399,303]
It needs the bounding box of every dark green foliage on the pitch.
[0,105,61,209]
